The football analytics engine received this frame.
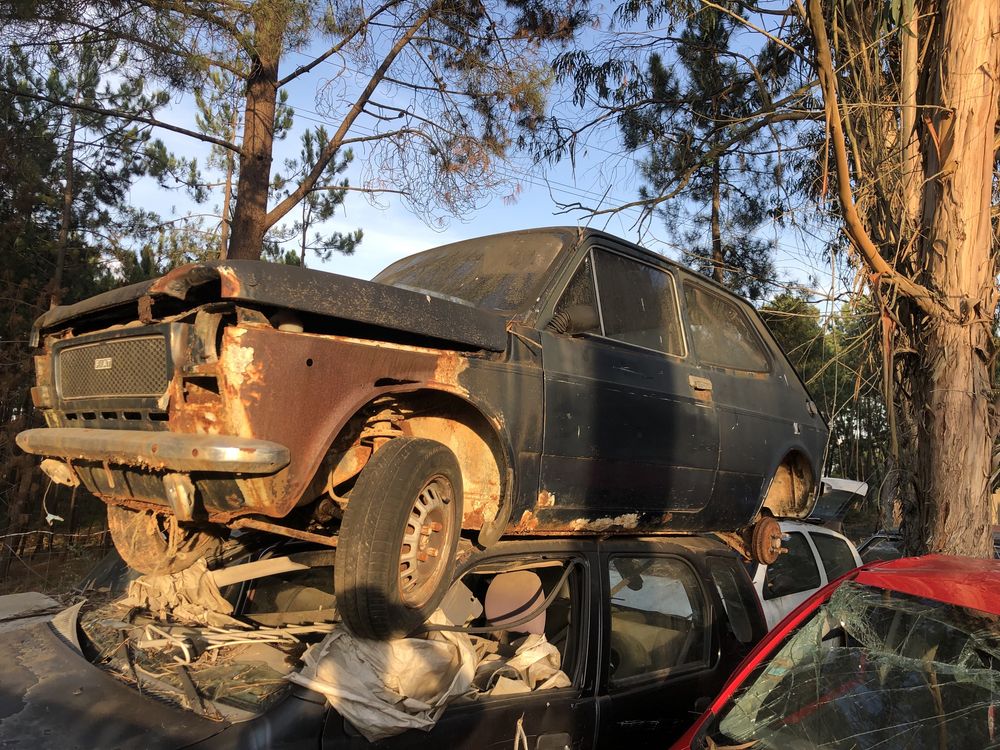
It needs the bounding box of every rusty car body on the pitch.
[17,227,828,635]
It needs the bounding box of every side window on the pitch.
[593,250,684,355]
[707,557,757,644]
[607,556,708,684]
[550,253,601,335]
[764,532,821,600]
[448,558,583,697]
[683,284,769,371]
[811,533,859,582]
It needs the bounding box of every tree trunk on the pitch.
[902,0,1000,557]
[710,157,724,284]
[51,107,77,308]
[227,53,278,261]
[219,107,238,260]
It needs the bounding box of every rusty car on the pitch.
[16,227,828,637]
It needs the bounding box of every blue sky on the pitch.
[125,17,837,301]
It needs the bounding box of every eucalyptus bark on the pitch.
[808,0,1000,557]
[903,0,1000,557]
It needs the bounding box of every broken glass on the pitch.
[707,580,1000,749]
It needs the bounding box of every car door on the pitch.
[595,541,726,748]
[539,244,720,524]
[754,529,824,629]
[681,282,825,524]
[321,543,599,750]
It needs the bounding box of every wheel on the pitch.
[107,505,224,576]
[335,437,463,639]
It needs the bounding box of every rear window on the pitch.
[811,533,858,582]
[764,532,820,600]
[684,284,769,371]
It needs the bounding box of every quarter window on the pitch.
[607,556,708,683]
[551,254,601,335]
[593,250,684,356]
[811,533,858,582]
[684,284,769,371]
[764,532,821,600]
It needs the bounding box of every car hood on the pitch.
[0,614,225,749]
[31,260,509,352]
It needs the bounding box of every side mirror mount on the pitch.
[547,304,600,336]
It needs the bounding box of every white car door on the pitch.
[754,530,824,630]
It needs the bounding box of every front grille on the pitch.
[58,335,169,400]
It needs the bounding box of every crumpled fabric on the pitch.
[123,558,242,627]
[473,633,572,695]
[289,615,571,740]
[289,612,477,741]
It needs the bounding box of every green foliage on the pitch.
[762,292,889,500]
[616,7,778,300]
[271,127,362,266]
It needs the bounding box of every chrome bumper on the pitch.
[16,428,290,474]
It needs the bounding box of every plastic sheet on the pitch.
[289,614,570,741]
[122,558,242,627]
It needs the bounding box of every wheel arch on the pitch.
[330,387,513,536]
[758,447,819,519]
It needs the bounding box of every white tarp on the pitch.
[122,558,243,627]
[289,614,570,741]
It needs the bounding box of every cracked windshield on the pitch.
[711,581,1000,749]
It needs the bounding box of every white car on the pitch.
[749,520,862,629]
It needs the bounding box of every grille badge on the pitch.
[94,357,113,370]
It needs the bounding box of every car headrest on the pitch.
[484,571,546,634]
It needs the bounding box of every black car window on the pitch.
[551,253,601,335]
[448,557,584,697]
[593,250,684,355]
[707,557,757,644]
[683,284,769,371]
[764,532,821,600]
[607,556,708,684]
[811,533,858,582]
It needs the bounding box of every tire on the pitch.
[108,505,224,576]
[335,437,463,639]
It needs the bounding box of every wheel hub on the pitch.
[399,477,453,607]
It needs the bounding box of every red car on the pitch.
[673,555,1000,749]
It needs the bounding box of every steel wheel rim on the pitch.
[398,475,454,608]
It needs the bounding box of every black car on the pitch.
[0,534,765,749]
[16,227,826,637]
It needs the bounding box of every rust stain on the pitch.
[431,351,470,394]
[537,490,556,508]
[514,509,540,531]
[567,513,640,532]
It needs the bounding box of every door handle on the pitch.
[536,733,572,750]
[688,375,713,391]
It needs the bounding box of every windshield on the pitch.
[373,231,568,313]
[708,580,1000,749]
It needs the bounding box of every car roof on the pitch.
[854,554,1000,615]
